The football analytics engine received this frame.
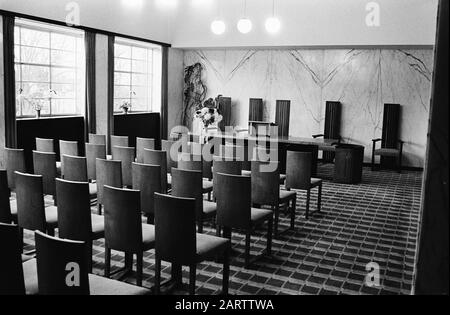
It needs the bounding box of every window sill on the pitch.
[17,115,84,121]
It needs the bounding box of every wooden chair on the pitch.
[35,138,54,153]
[88,133,106,145]
[33,151,58,205]
[55,179,104,272]
[132,162,162,224]
[249,146,287,184]
[85,143,107,181]
[136,137,155,163]
[143,149,169,193]
[371,103,404,173]
[215,173,273,267]
[59,140,78,176]
[96,159,122,215]
[103,185,155,287]
[0,223,37,295]
[5,148,26,191]
[154,193,230,295]
[0,170,14,224]
[15,172,58,242]
[171,168,217,233]
[62,155,98,200]
[34,231,150,295]
[186,142,213,180]
[111,146,135,187]
[212,157,242,201]
[286,151,322,219]
[251,161,296,237]
[178,152,213,200]
[111,135,129,148]
[220,144,251,171]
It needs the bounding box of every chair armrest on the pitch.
[372,138,382,143]
[312,134,324,139]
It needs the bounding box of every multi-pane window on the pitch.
[14,18,85,118]
[114,37,162,113]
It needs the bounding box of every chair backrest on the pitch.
[5,148,26,190]
[96,159,122,205]
[161,140,178,174]
[33,151,57,196]
[187,143,213,179]
[103,186,143,253]
[0,170,12,224]
[143,149,168,192]
[212,157,243,198]
[221,144,250,170]
[56,179,92,242]
[35,231,89,295]
[88,133,106,145]
[171,168,203,221]
[178,153,203,173]
[136,138,155,163]
[251,161,279,206]
[59,140,79,176]
[132,163,162,217]
[154,193,197,265]
[215,173,251,230]
[253,146,279,162]
[286,151,312,190]
[62,155,88,182]
[275,100,291,138]
[111,135,129,148]
[111,146,135,187]
[36,138,54,153]
[15,172,46,232]
[85,143,106,181]
[0,223,26,295]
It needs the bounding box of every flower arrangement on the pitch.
[119,101,132,114]
[18,87,57,118]
[194,95,223,129]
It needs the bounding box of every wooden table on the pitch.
[184,132,340,176]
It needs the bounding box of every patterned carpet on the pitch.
[22,165,423,295]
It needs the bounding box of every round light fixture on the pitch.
[265,16,281,34]
[237,18,252,34]
[211,19,226,35]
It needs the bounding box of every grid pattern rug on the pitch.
[22,165,423,295]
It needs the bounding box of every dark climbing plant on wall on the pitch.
[183,62,207,128]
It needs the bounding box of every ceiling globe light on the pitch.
[265,16,281,34]
[237,18,252,34]
[211,19,226,35]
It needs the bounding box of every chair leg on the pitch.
[105,247,111,278]
[267,217,273,256]
[398,155,402,174]
[245,231,251,267]
[125,252,133,270]
[306,189,311,220]
[136,252,143,287]
[222,249,230,295]
[208,191,212,201]
[47,227,55,237]
[318,183,322,212]
[371,142,376,171]
[274,204,280,237]
[97,203,102,215]
[189,264,196,295]
[198,220,203,234]
[155,258,161,295]
[222,227,232,240]
[290,197,296,230]
[88,242,93,273]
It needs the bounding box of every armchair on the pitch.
[371,138,404,173]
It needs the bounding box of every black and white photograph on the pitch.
[0,0,448,303]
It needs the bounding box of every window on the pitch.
[14,18,85,118]
[114,37,162,113]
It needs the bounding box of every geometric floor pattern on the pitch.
[23,165,423,295]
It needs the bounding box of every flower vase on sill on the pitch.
[120,101,132,115]
[194,95,223,144]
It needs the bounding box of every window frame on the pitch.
[14,18,86,119]
[113,37,160,114]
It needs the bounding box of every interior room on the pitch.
[0,0,448,297]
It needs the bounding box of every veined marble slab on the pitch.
[184,48,433,168]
